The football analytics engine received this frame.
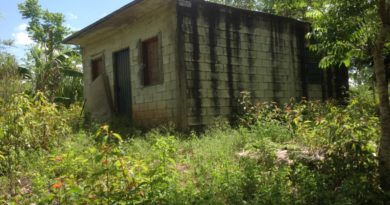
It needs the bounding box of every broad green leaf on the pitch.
[112,133,123,142]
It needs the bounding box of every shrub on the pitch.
[236,90,384,204]
[0,92,71,197]
[1,89,386,204]
[4,126,181,204]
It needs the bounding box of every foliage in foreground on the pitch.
[0,91,387,204]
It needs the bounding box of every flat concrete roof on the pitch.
[63,0,307,45]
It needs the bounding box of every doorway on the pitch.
[114,48,132,117]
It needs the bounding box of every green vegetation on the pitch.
[210,0,390,191]
[0,0,388,203]
[18,0,83,104]
[0,89,387,204]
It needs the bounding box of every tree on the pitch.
[0,40,27,102]
[374,0,390,192]
[18,0,68,62]
[208,0,323,20]
[18,0,82,103]
[304,0,390,191]
[208,0,260,10]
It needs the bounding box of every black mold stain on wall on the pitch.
[289,23,297,97]
[231,10,243,92]
[269,18,285,103]
[325,66,349,102]
[223,8,247,120]
[225,10,236,118]
[269,20,278,102]
[186,2,203,124]
[296,24,308,98]
[245,14,255,98]
[176,3,185,129]
[190,4,202,123]
[203,5,221,116]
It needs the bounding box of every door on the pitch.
[114,49,132,117]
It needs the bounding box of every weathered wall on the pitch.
[177,0,324,127]
[82,0,178,127]
[78,0,329,129]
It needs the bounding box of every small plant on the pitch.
[0,92,70,197]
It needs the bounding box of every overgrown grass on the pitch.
[0,89,387,204]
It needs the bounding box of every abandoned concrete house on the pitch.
[63,0,348,129]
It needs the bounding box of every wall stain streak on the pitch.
[225,11,235,118]
[231,10,243,92]
[204,6,220,116]
[176,3,187,130]
[289,23,297,98]
[189,2,202,124]
[245,14,255,98]
[270,19,284,103]
[296,24,308,98]
[269,20,278,102]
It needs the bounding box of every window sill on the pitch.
[141,81,164,88]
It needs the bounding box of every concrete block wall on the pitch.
[82,0,178,127]
[178,1,312,127]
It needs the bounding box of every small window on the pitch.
[91,57,104,81]
[142,37,162,86]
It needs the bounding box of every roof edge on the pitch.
[202,1,310,25]
[63,0,145,44]
[63,0,309,44]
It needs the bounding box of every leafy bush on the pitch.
[0,89,386,204]
[0,125,181,204]
[0,51,29,103]
[0,92,72,197]
[236,91,384,204]
[238,91,379,147]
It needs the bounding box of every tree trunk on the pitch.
[374,22,390,192]
[376,0,390,192]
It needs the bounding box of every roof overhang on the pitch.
[63,0,163,45]
[63,0,308,45]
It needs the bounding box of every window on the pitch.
[91,57,104,82]
[142,37,162,86]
